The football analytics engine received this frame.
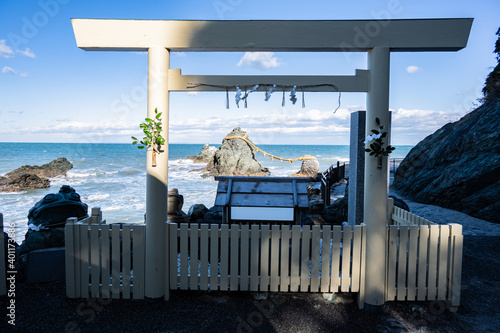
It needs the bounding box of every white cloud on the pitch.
[237,52,282,69]
[17,48,36,58]
[406,65,422,74]
[0,39,14,58]
[20,72,29,77]
[2,66,17,75]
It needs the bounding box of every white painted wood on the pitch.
[169,223,178,290]
[230,225,239,291]
[331,227,342,292]
[270,226,280,292]
[387,226,398,301]
[220,225,229,291]
[111,224,120,299]
[122,225,131,299]
[72,19,473,52]
[397,226,408,300]
[417,225,429,301]
[438,225,450,300]
[300,225,311,292]
[230,207,295,221]
[310,226,321,292]
[210,225,219,291]
[64,218,77,298]
[100,225,110,299]
[290,226,301,292]
[449,224,463,307]
[133,224,145,299]
[427,225,439,300]
[190,226,199,290]
[240,225,250,291]
[358,224,367,309]
[407,226,419,300]
[260,225,270,292]
[321,226,332,292]
[341,226,352,292]
[250,225,260,291]
[199,224,209,291]
[280,226,291,292]
[80,223,89,298]
[180,225,189,290]
[351,226,362,293]
[74,221,81,298]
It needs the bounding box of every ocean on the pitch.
[0,142,413,243]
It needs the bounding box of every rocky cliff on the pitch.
[392,99,500,223]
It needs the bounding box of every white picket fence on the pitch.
[167,223,366,294]
[65,208,146,299]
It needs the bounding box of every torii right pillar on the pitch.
[364,47,391,311]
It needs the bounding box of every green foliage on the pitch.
[482,27,500,102]
[364,117,396,157]
[131,108,165,153]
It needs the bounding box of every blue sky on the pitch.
[0,0,498,145]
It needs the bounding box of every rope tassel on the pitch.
[282,90,285,107]
[302,89,306,108]
[226,88,229,109]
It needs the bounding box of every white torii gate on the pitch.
[71,18,472,308]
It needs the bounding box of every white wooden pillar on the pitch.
[363,47,390,310]
[145,46,170,299]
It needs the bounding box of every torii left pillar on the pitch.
[145,46,170,300]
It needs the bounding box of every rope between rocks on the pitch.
[224,134,316,164]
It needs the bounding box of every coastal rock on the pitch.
[0,173,50,192]
[390,195,410,212]
[321,197,348,225]
[204,127,268,176]
[290,156,320,178]
[187,144,218,163]
[188,204,209,223]
[0,157,72,192]
[204,206,223,220]
[6,157,73,179]
[392,99,500,223]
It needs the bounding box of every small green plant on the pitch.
[364,117,396,157]
[131,108,165,154]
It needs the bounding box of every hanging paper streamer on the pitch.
[290,85,297,105]
[241,84,259,108]
[235,86,242,108]
[265,84,277,101]
[282,90,285,107]
[302,89,306,108]
[226,87,229,109]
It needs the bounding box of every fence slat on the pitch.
[300,225,311,292]
[64,219,76,298]
[438,225,450,300]
[122,225,131,299]
[280,226,290,292]
[133,225,145,299]
[240,224,250,291]
[190,226,199,291]
[169,223,178,290]
[341,226,352,292]
[230,225,239,291]
[407,226,419,300]
[270,225,280,292]
[111,224,120,299]
[260,225,270,292]
[417,225,429,301]
[397,226,408,300]
[357,224,366,309]
[449,224,463,308]
[351,225,362,293]
[427,224,439,300]
[100,225,110,299]
[250,225,260,291]
[80,224,89,298]
[310,226,321,292]
[331,226,341,292]
[290,226,301,292]
[321,226,332,292]
[387,225,398,301]
[199,224,209,290]
[210,224,219,291]
[180,224,189,290]
[220,225,229,291]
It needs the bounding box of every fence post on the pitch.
[387,198,394,225]
[65,217,78,298]
[164,221,170,301]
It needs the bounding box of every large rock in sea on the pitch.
[392,99,500,223]
[290,155,320,177]
[187,144,218,163]
[204,127,269,176]
[0,157,73,192]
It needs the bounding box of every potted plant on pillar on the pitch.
[364,117,395,168]
[131,108,165,167]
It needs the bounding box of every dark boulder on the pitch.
[188,204,209,223]
[204,127,269,176]
[0,173,50,192]
[187,144,218,163]
[6,157,72,179]
[392,99,500,223]
[321,197,349,225]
